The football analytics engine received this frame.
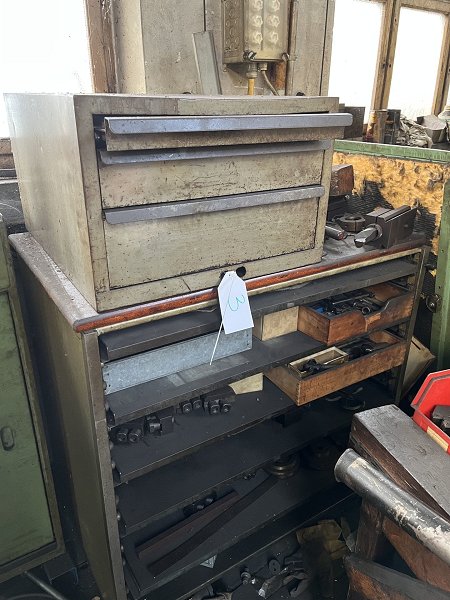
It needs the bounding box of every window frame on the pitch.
[370,0,450,115]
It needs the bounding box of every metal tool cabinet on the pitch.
[0,217,62,582]
[6,94,350,311]
[10,231,427,600]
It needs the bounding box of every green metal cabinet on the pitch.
[0,215,62,581]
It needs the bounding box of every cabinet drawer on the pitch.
[266,331,407,406]
[297,283,414,345]
[104,186,323,288]
[103,113,352,152]
[98,142,326,208]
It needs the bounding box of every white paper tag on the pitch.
[218,271,254,334]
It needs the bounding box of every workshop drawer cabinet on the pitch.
[0,218,62,582]
[11,231,426,600]
[297,282,414,345]
[6,94,351,311]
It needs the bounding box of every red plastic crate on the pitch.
[411,369,450,454]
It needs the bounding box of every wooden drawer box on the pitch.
[297,283,413,345]
[6,94,350,311]
[266,331,407,406]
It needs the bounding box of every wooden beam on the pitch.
[383,519,450,593]
[433,14,450,114]
[345,554,450,600]
[371,0,401,110]
[402,0,450,13]
[84,0,117,92]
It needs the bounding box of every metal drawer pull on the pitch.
[105,113,352,135]
[98,140,330,166]
[104,185,325,225]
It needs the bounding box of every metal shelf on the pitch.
[107,331,323,425]
[116,378,390,531]
[124,473,353,599]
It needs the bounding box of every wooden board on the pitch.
[253,307,299,341]
[99,151,323,207]
[330,164,354,197]
[266,331,406,406]
[229,373,264,394]
[382,518,450,593]
[345,554,450,600]
[349,404,450,519]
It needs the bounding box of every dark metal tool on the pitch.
[148,476,277,576]
[355,205,417,248]
[325,223,348,240]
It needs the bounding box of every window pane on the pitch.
[389,7,445,119]
[0,0,92,136]
[328,0,383,119]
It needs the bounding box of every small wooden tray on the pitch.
[297,282,413,345]
[266,331,407,406]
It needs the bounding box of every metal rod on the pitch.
[261,69,279,96]
[285,0,299,95]
[335,449,450,566]
[23,572,70,600]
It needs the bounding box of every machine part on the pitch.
[128,428,143,444]
[431,405,450,426]
[426,294,442,313]
[335,449,450,566]
[325,223,348,241]
[241,569,252,586]
[192,398,203,411]
[335,213,366,233]
[180,400,193,414]
[115,427,129,444]
[220,400,233,413]
[184,493,217,517]
[268,559,282,575]
[222,0,290,65]
[203,387,236,415]
[339,392,365,412]
[246,64,258,96]
[204,398,221,416]
[362,205,417,249]
[303,439,341,471]
[149,476,277,576]
[259,63,279,96]
[354,223,383,248]
[285,0,299,95]
[265,454,300,479]
[102,328,252,395]
[23,572,70,600]
[146,407,175,436]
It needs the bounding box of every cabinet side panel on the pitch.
[5,94,96,307]
[16,257,125,600]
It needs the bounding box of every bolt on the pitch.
[128,427,143,444]
[116,427,129,444]
[180,400,193,414]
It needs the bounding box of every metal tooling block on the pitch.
[102,329,252,395]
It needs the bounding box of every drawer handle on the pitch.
[104,185,325,225]
[98,140,331,166]
[1,426,15,451]
[105,113,352,135]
